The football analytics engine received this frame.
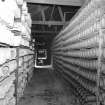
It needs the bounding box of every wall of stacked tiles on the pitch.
[52,0,105,105]
[0,0,34,105]
[17,49,34,102]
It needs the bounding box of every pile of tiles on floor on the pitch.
[0,0,34,105]
[52,0,105,105]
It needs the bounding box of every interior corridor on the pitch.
[18,69,79,105]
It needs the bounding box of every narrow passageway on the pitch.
[18,69,78,105]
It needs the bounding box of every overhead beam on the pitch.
[25,0,82,6]
[58,6,64,22]
[41,10,46,21]
[39,5,46,21]
[32,20,69,25]
[32,30,59,34]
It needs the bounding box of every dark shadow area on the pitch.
[18,68,80,105]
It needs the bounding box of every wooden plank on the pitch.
[32,20,69,25]
[32,30,59,34]
[58,6,64,21]
[25,0,82,6]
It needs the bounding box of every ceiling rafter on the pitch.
[32,30,59,34]
[32,20,69,25]
[49,5,55,21]
[39,5,46,21]
[58,6,65,22]
[25,0,82,6]
[41,10,46,21]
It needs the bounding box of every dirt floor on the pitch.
[18,69,79,105]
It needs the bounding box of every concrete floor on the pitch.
[18,69,79,105]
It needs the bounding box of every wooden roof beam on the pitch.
[58,6,65,22]
[32,30,59,34]
[32,20,69,25]
[25,0,82,6]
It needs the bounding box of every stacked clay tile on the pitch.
[0,0,34,105]
[52,0,105,105]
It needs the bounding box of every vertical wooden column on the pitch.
[97,21,104,105]
[15,47,20,105]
